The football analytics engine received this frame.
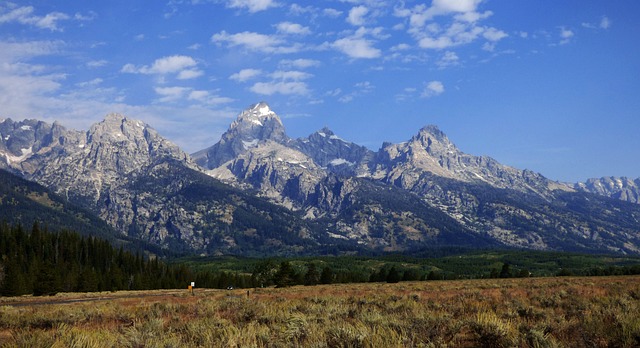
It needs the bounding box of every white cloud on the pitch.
[347,6,369,26]
[154,86,190,103]
[275,21,311,35]
[270,70,312,81]
[560,28,574,39]
[76,78,103,87]
[211,30,298,53]
[0,40,63,61]
[0,6,71,31]
[418,36,454,49]
[483,27,508,42]
[583,16,611,30]
[121,55,202,79]
[391,43,411,51]
[188,90,209,101]
[559,27,574,45]
[154,86,233,105]
[431,0,483,15]
[455,10,492,23]
[149,56,197,74]
[86,60,108,68]
[0,4,90,31]
[333,36,381,59]
[229,68,263,82]
[187,90,234,105]
[421,81,445,98]
[338,81,374,103]
[227,0,278,13]
[247,68,313,96]
[250,81,309,95]
[278,59,321,69]
[177,69,204,80]
[436,51,459,69]
[395,0,505,52]
[323,8,342,17]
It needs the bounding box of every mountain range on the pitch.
[1,102,639,255]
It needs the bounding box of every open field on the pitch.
[1,276,640,347]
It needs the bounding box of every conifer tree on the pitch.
[320,266,334,284]
[304,263,320,286]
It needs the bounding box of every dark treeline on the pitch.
[4,222,640,296]
[0,222,200,296]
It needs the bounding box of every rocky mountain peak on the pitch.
[227,102,286,142]
[316,127,334,136]
[85,114,190,170]
[88,113,146,141]
[192,102,290,169]
[413,125,456,154]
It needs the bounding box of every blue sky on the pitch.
[1,0,638,182]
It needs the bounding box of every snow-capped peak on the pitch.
[247,102,276,118]
[253,102,273,117]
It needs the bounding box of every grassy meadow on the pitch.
[1,275,639,347]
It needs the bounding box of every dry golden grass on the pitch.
[1,276,639,347]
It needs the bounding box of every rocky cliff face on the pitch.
[575,177,640,204]
[292,127,374,176]
[369,125,567,196]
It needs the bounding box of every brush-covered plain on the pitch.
[1,275,639,347]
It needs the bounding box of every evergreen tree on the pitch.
[274,261,296,288]
[320,266,334,284]
[33,261,60,296]
[77,268,99,292]
[499,263,512,278]
[252,259,278,287]
[1,259,28,296]
[426,271,440,281]
[303,263,320,286]
[386,266,401,283]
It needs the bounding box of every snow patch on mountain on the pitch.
[330,158,354,166]
[3,147,33,164]
[242,139,258,149]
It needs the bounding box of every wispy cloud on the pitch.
[395,0,506,52]
[226,0,278,13]
[249,69,313,96]
[211,30,300,53]
[121,55,203,80]
[86,60,108,68]
[436,51,459,69]
[421,80,445,98]
[559,27,574,45]
[347,6,369,26]
[154,86,233,105]
[275,21,311,35]
[0,3,91,31]
[278,59,321,69]
[582,16,611,30]
[250,81,309,95]
[229,68,263,82]
[331,27,385,59]
[338,81,375,103]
